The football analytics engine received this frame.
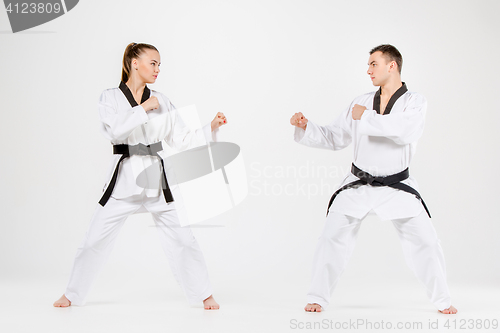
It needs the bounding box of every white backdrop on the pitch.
[0,0,499,324]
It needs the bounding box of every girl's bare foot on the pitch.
[53,294,71,307]
[439,305,457,314]
[305,303,322,312]
[203,295,219,310]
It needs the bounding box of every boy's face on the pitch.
[367,51,393,87]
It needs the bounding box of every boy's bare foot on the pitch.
[439,305,457,314]
[203,295,219,310]
[305,303,322,312]
[53,294,71,307]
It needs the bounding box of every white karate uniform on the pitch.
[294,87,452,311]
[64,84,218,306]
[98,86,218,199]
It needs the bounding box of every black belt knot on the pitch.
[326,163,431,218]
[351,164,409,187]
[113,142,163,157]
[98,141,174,207]
[359,173,384,186]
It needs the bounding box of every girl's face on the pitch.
[132,49,161,84]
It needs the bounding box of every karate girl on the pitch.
[53,42,226,309]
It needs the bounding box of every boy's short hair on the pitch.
[370,44,403,74]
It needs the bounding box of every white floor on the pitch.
[1,278,498,333]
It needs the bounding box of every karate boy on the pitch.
[290,44,457,314]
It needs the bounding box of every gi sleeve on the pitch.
[294,104,353,151]
[358,93,426,145]
[98,90,149,141]
[162,95,219,151]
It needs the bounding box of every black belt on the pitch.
[326,163,431,218]
[98,142,174,206]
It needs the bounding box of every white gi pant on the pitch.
[64,190,212,306]
[306,210,452,311]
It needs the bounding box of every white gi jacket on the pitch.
[295,85,428,220]
[98,83,219,200]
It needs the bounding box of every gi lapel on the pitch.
[373,82,408,115]
[119,80,151,107]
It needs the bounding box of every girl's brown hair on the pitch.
[121,42,159,83]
